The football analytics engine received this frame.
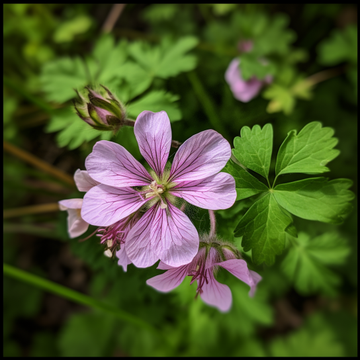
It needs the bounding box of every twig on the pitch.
[306,66,345,86]
[102,4,126,33]
[3,141,75,187]
[3,203,61,219]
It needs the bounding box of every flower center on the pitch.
[143,181,167,209]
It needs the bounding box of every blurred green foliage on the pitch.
[3,3,357,357]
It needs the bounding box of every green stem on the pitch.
[3,263,161,336]
[187,71,231,141]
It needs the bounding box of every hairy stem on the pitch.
[209,210,216,238]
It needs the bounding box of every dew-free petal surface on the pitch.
[217,259,262,297]
[74,169,99,192]
[85,140,153,187]
[81,184,148,226]
[171,172,236,210]
[134,111,172,178]
[169,130,231,182]
[146,265,189,292]
[200,271,232,312]
[152,203,199,267]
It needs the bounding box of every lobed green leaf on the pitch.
[233,123,273,180]
[274,177,354,224]
[223,159,268,201]
[234,192,294,265]
[275,121,340,176]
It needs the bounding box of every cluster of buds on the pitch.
[73,85,127,132]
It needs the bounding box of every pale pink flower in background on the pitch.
[146,239,262,312]
[237,39,253,53]
[225,58,272,103]
[81,110,236,269]
[58,169,99,238]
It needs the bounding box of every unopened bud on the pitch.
[73,85,126,132]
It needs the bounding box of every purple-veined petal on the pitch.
[85,140,153,187]
[169,130,231,182]
[146,265,189,292]
[152,203,199,267]
[216,259,262,297]
[171,172,236,210]
[200,270,232,312]
[134,111,172,178]
[74,169,99,192]
[81,184,148,227]
[116,244,132,272]
[157,261,176,270]
[125,205,160,268]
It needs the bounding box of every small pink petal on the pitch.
[81,184,148,226]
[169,130,231,183]
[225,58,264,103]
[200,271,232,312]
[134,111,172,178]
[146,265,189,292]
[125,205,160,268]
[171,172,236,210]
[74,169,99,192]
[216,259,262,297]
[85,140,153,187]
[152,203,199,267]
[67,211,89,238]
[59,198,83,210]
[59,199,89,238]
[116,244,132,272]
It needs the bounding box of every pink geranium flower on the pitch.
[58,169,99,238]
[225,58,273,103]
[81,110,236,268]
[146,239,262,312]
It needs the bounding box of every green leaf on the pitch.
[275,121,340,176]
[92,36,128,83]
[234,192,294,265]
[40,56,94,103]
[127,90,181,121]
[58,312,116,357]
[239,53,277,81]
[232,123,273,180]
[263,84,296,115]
[45,107,103,149]
[268,312,345,356]
[274,178,354,224]
[281,232,350,296]
[317,24,357,66]
[128,36,198,79]
[223,159,268,201]
[53,15,92,43]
